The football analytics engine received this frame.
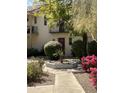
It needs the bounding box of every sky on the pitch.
[27,0,33,6]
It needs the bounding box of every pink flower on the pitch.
[86,56,92,60]
[81,62,85,66]
[86,61,90,65]
[85,58,90,62]
[81,55,97,88]
[86,69,90,72]
[92,55,96,58]
[90,67,97,72]
[91,59,97,66]
[89,78,97,86]
[91,55,96,58]
[81,57,85,61]
[89,72,96,78]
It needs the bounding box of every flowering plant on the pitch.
[81,55,97,73]
[89,67,97,88]
[81,55,97,88]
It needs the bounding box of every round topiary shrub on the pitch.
[44,41,62,60]
[88,40,97,56]
[71,40,84,58]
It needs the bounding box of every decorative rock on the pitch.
[45,59,78,69]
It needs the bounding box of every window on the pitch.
[27,26,38,34]
[27,16,29,22]
[27,26,30,34]
[44,15,47,25]
[34,17,37,24]
[69,38,72,45]
[32,26,38,33]
[27,18,29,22]
[32,26,34,33]
[59,19,64,32]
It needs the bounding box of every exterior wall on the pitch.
[27,15,93,56]
[27,15,72,56]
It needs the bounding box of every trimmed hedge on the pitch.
[44,41,62,60]
[71,40,84,58]
[27,48,40,57]
[88,40,97,56]
[40,45,46,56]
[82,32,88,56]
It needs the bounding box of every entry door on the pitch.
[58,38,65,54]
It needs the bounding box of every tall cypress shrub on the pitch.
[88,40,97,56]
[82,32,88,57]
[72,40,84,58]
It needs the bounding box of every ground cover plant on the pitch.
[27,59,55,87]
[27,60,44,84]
[27,48,40,57]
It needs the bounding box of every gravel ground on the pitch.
[73,72,96,93]
[28,72,55,87]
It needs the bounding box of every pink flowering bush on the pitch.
[81,55,97,73]
[89,67,97,88]
[81,55,97,88]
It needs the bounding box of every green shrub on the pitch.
[71,40,84,58]
[44,41,62,60]
[88,40,97,56]
[27,48,40,57]
[53,49,64,63]
[40,45,46,56]
[82,32,88,56]
[27,60,44,83]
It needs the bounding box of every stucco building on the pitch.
[27,3,93,56]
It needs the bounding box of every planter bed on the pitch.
[27,72,55,87]
[73,72,96,93]
[45,59,80,69]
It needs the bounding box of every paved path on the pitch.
[27,67,85,93]
[28,85,54,93]
[54,71,85,93]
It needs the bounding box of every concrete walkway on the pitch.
[54,72,85,93]
[27,67,85,93]
[28,85,54,93]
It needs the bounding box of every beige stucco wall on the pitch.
[27,15,93,56]
[27,15,73,56]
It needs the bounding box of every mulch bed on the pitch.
[27,72,55,87]
[73,72,96,93]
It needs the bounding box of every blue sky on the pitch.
[27,0,33,6]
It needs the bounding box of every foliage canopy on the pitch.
[37,0,73,31]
